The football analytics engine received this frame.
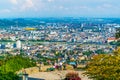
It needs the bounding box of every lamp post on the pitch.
[22,68,28,80]
[22,73,28,80]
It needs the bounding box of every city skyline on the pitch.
[0,0,120,18]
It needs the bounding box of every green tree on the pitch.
[0,56,36,72]
[115,28,120,39]
[84,48,120,80]
[83,51,93,57]
[115,28,120,46]
[0,71,19,80]
[95,49,106,54]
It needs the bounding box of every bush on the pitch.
[46,67,55,71]
[64,71,81,80]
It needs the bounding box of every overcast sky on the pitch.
[0,0,120,18]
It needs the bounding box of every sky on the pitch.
[0,0,120,18]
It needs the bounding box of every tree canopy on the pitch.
[0,55,36,80]
[84,48,120,80]
[0,56,36,72]
[115,28,120,39]
[0,71,19,80]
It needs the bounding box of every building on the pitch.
[16,40,22,49]
[13,43,17,48]
[107,37,117,43]
[0,44,5,49]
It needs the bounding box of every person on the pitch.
[72,64,76,69]
[59,62,63,70]
[54,62,58,70]
[72,62,77,69]
[75,61,78,68]
[63,63,67,70]
[39,62,43,71]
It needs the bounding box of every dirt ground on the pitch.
[29,70,91,80]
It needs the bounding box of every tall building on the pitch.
[16,40,21,49]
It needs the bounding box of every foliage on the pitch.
[115,28,120,46]
[0,39,13,42]
[0,56,4,60]
[0,56,36,72]
[37,53,57,65]
[116,40,120,46]
[46,67,55,71]
[0,71,19,80]
[115,28,120,39]
[84,48,120,80]
[114,47,120,55]
[109,41,120,46]
[109,41,117,45]
[64,71,81,80]
[95,49,106,54]
[0,60,3,66]
[83,51,93,56]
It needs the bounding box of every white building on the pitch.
[16,40,21,49]
[107,37,117,43]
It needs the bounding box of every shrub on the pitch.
[64,71,81,80]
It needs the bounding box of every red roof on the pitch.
[107,37,117,40]
[0,34,3,37]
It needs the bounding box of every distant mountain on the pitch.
[0,18,120,28]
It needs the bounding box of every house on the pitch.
[107,37,117,43]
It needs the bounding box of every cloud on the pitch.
[96,4,116,12]
[59,6,64,9]
[0,9,11,13]
[0,0,120,17]
[10,0,18,5]
[48,0,54,2]
[20,0,35,11]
